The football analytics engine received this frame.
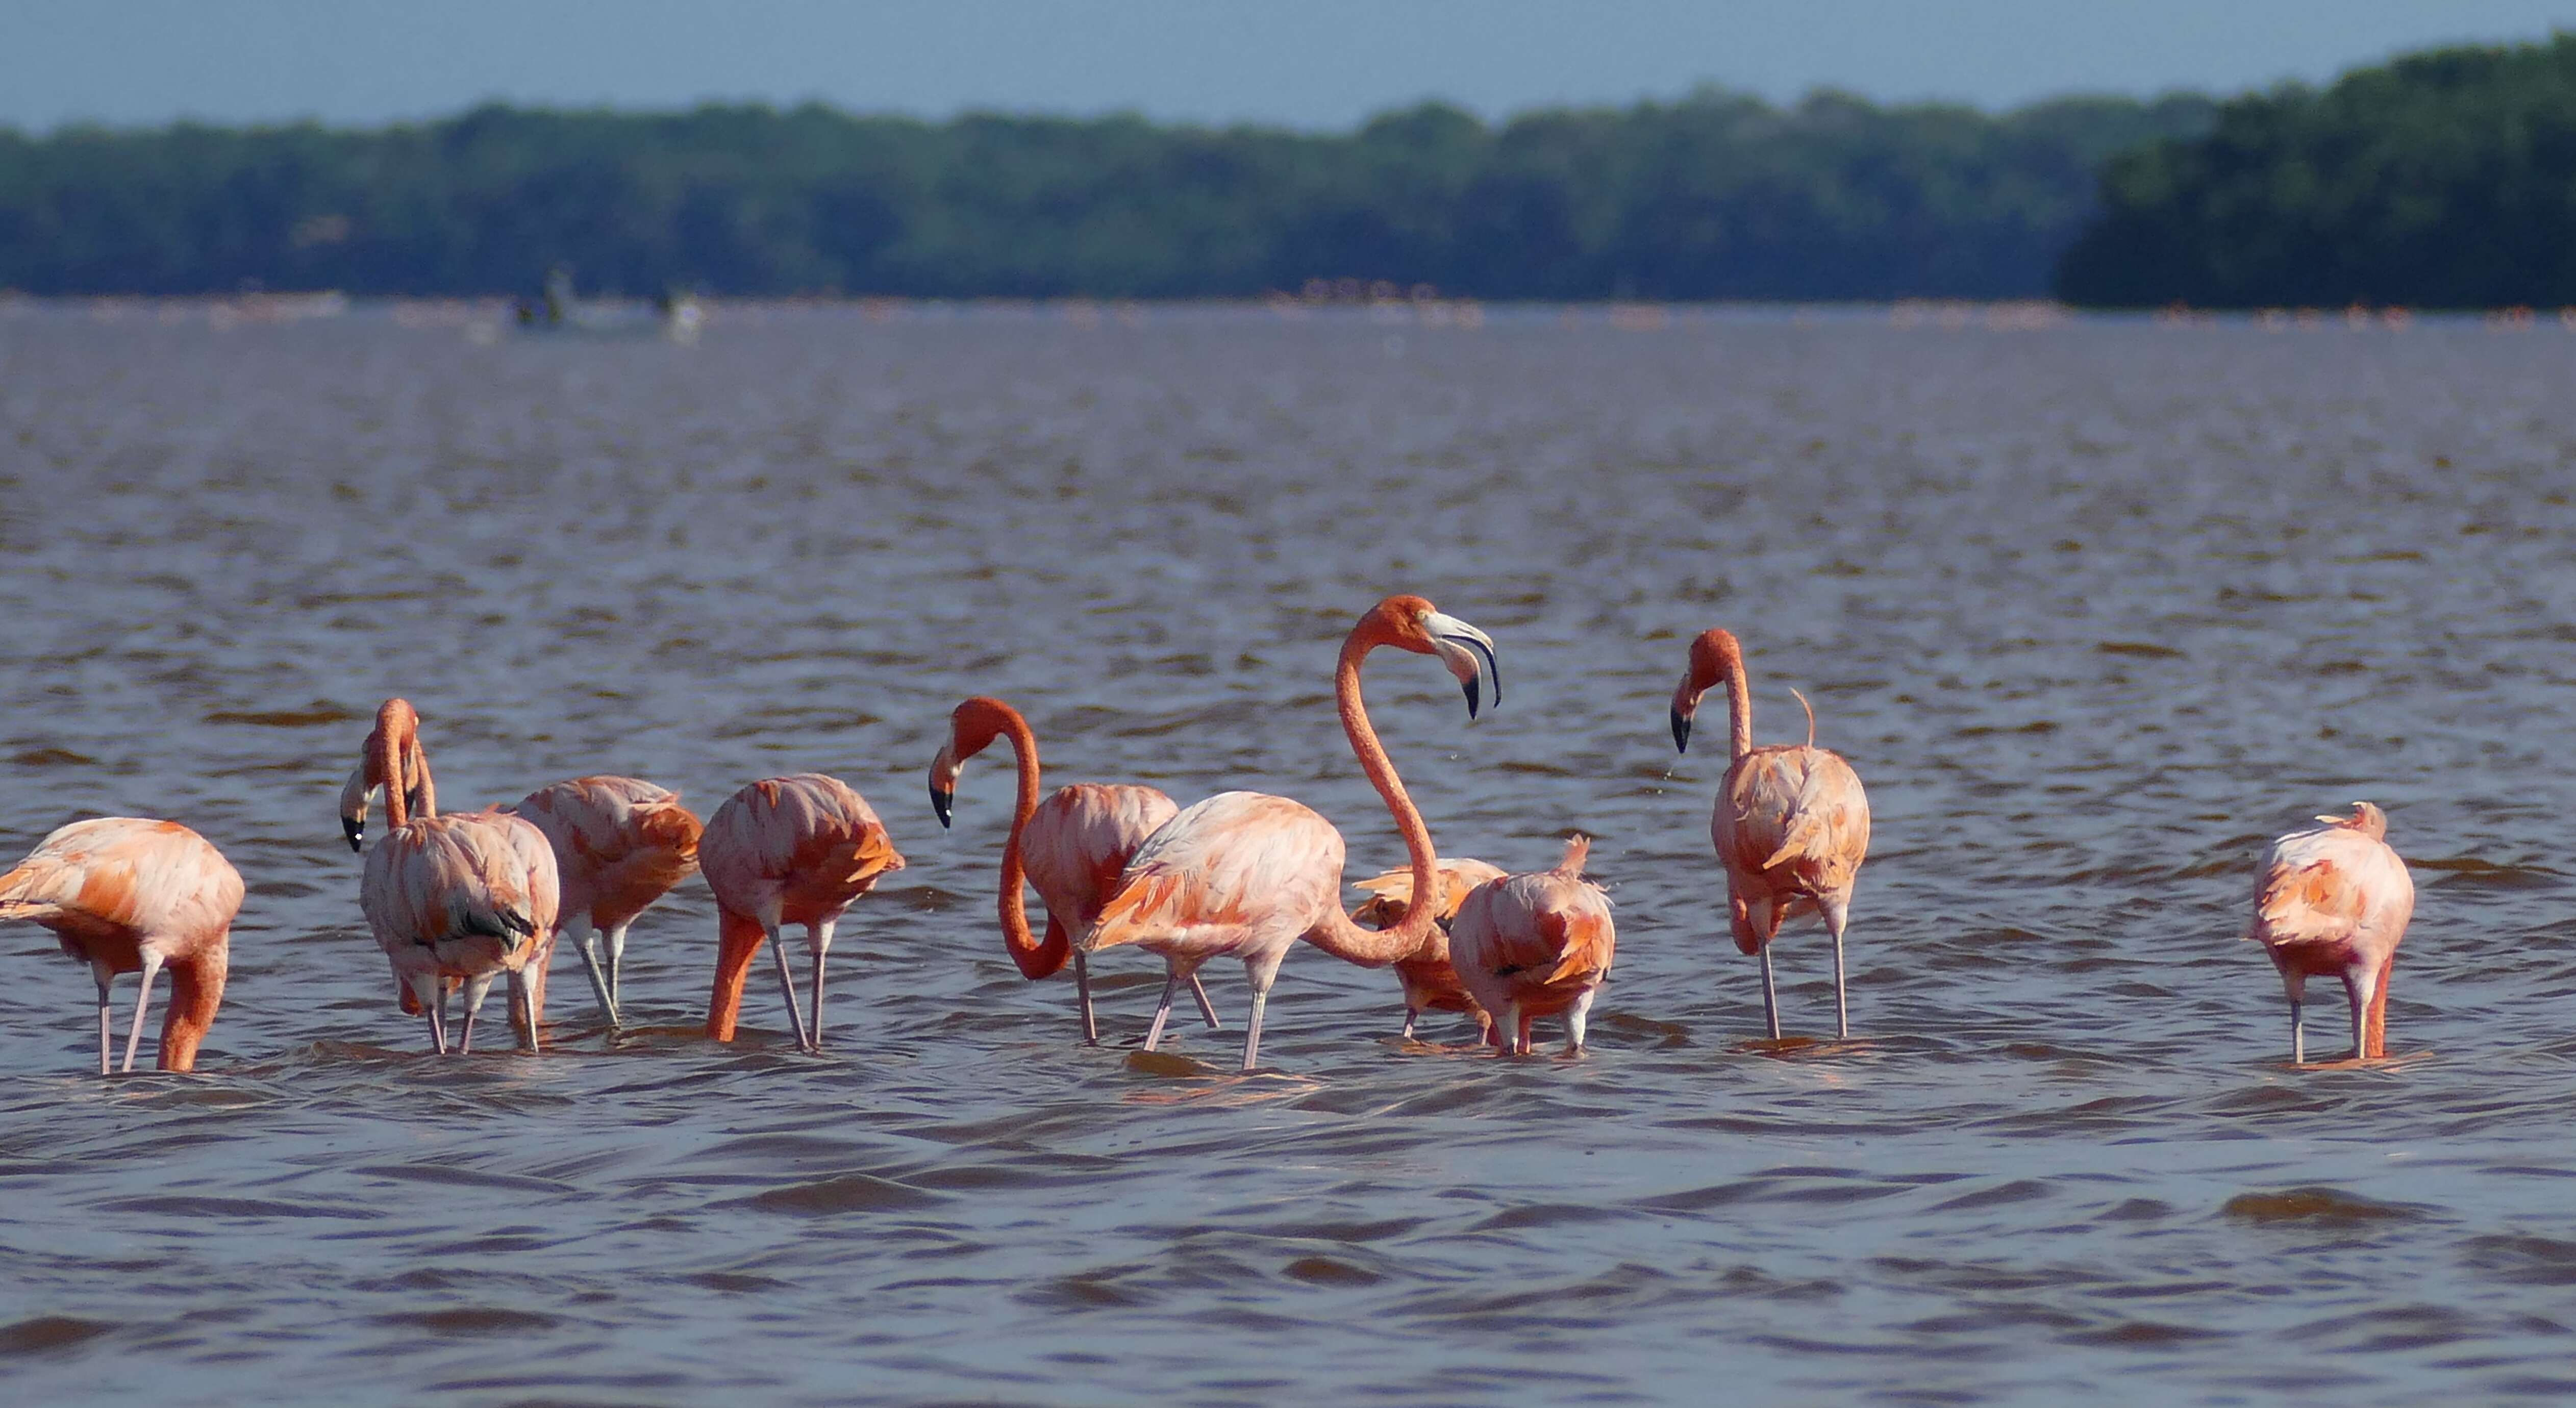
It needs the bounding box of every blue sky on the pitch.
[8,1,2573,131]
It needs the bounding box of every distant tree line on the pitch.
[0,90,2214,300]
[2058,34,2576,308]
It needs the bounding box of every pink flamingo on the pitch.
[1079,594,1500,1071]
[1671,628,1872,1040]
[699,774,905,1052]
[1,818,243,1073]
[1349,857,1508,1041]
[349,699,562,1053]
[510,777,704,1027]
[2247,801,2414,1063]
[928,695,1218,1044]
[1449,835,1616,1054]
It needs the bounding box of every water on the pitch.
[5,304,2576,1404]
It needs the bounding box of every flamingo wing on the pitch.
[0,818,243,948]
[1349,857,1509,928]
[1084,791,1341,953]
[516,775,705,922]
[1020,783,1178,926]
[363,813,562,959]
[702,774,904,921]
[2249,829,2413,949]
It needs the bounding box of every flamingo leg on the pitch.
[605,920,632,1012]
[1240,984,1269,1072]
[2341,969,2370,1062]
[459,973,497,1054]
[1565,989,1596,1054]
[121,952,163,1074]
[1516,1007,1535,1057]
[767,926,813,1052]
[1074,951,1098,1046]
[1757,943,1782,1041]
[1189,973,1221,1030]
[2289,997,2304,1065]
[1401,1007,1418,1041]
[417,974,451,1056]
[567,917,616,1028]
[93,962,115,1075]
[515,971,540,1053]
[809,948,828,1053]
[1142,970,1179,1052]
[1827,908,1850,1042]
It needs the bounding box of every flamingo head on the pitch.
[930,696,1016,828]
[2315,800,2388,840]
[343,697,428,849]
[1670,628,1742,754]
[1360,594,1501,720]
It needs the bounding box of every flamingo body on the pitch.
[1449,836,1616,1054]
[512,775,703,1025]
[1019,783,1181,958]
[1350,857,1509,1040]
[362,812,562,1024]
[0,818,242,1073]
[1673,628,1872,1040]
[1713,746,1871,956]
[2247,801,2414,1062]
[699,773,904,1048]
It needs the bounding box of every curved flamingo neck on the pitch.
[980,701,1065,980]
[1721,650,1753,763]
[158,942,228,1072]
[1304,628,1443,965]
[373,701,435,828]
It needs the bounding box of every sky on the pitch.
[7,1,2575,132]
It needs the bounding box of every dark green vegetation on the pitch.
[2059,34,2576,308]
[0,91,2213,300]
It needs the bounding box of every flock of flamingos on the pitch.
[0,594,2411,1077]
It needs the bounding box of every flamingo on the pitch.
[699,774,904,1052]
[2246,801,2414,1063]
[509,777,704,1027]
[1449,835,1616,1055]
[1671,628,1872,1041]
[928,695,1219,1044]
[1,818,243,1073]
[1078,594,1500,1072]
[1349,856,1509,1041]
[348,698,562,1053]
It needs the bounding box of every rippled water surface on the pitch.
[7,306,2576,1404]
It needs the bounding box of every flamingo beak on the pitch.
[1424,612,1500,720]
[1671,707,1693,754]
[342,817,364,851]
[928,744,960,829]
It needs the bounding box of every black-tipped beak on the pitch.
[1440,632,1499,721]
[930,784,954,829]
[342,818,365,851]
[1671,708,1692,754]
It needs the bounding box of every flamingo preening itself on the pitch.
[1672,628,1872,1041]
[929,695,1218,1044]
[1077,594,1500,1072]
[2246,801,2414,1063]
[1,818,243,1073]
[699,774,905,1052]
[1448,835,1616,1055]
[347,699,562,1054]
